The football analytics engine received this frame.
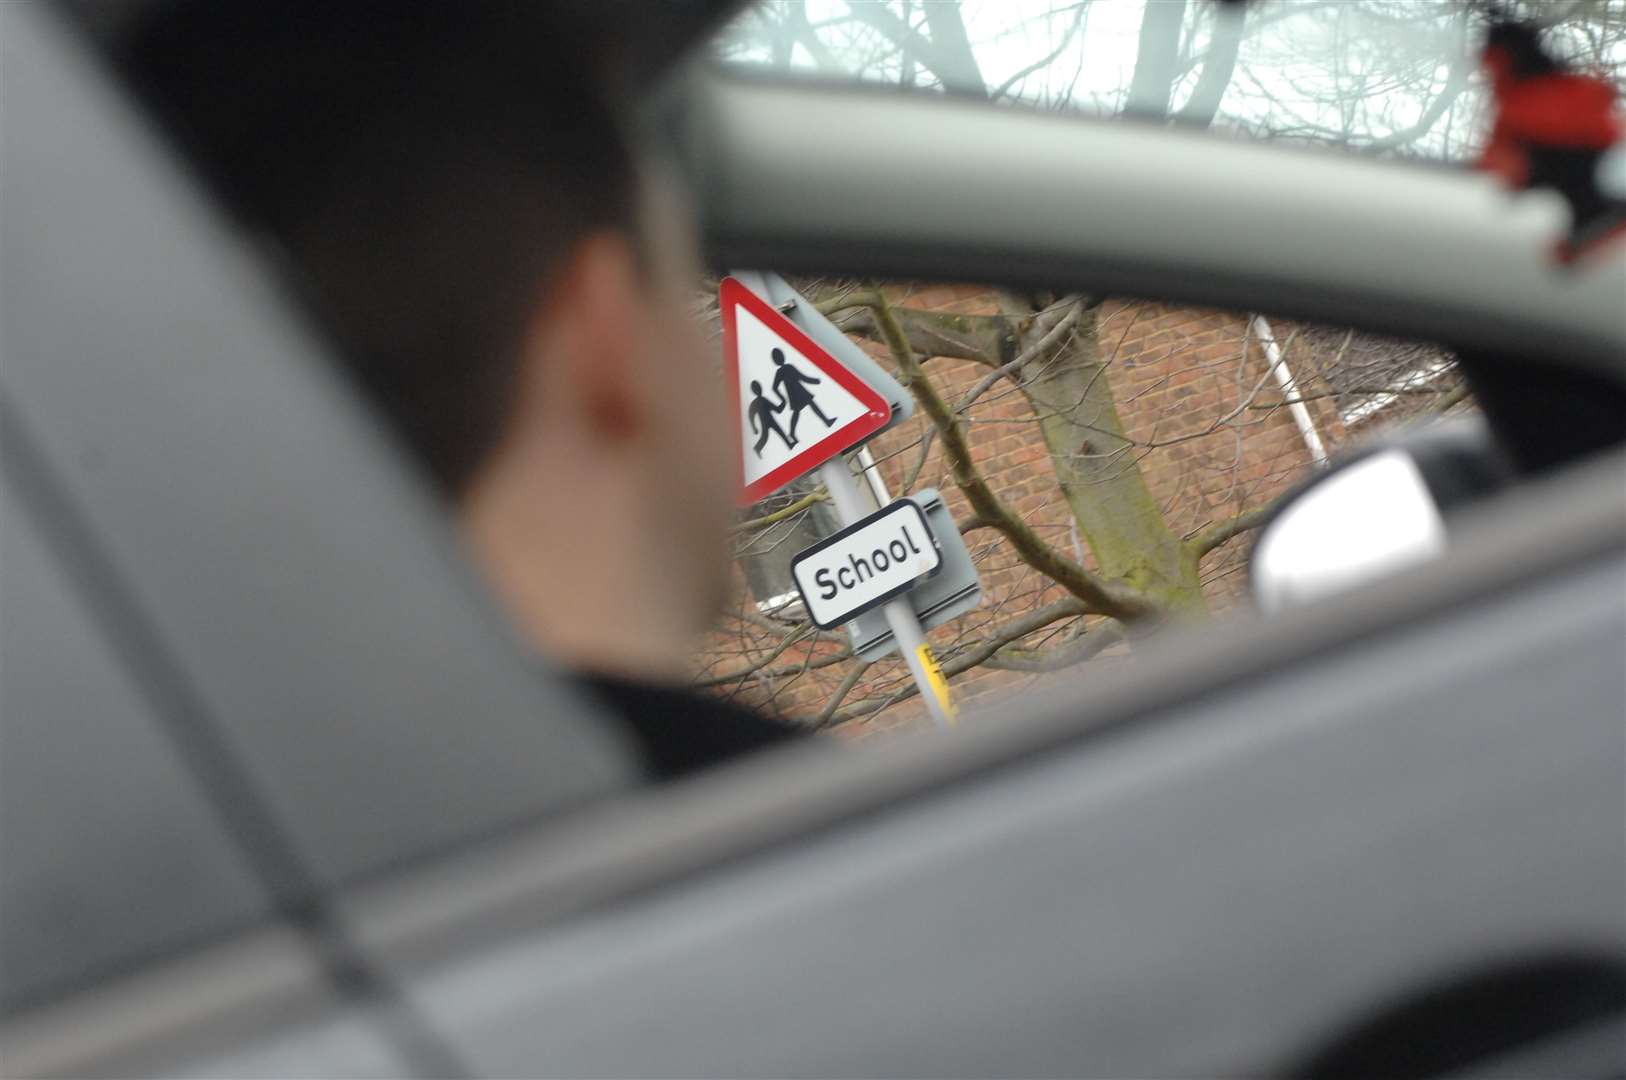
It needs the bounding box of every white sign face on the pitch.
[791,499,942,629]
[734,304,874,489]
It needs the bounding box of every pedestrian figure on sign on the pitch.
[770,348,836,441]
[747,379,795,457]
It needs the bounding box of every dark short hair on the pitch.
[120,1,643,496]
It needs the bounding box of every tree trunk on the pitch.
[921,1,986,98]
[830,292,1206,619]
[1176,4,1246,127]
[1016,306,1207,615]
[1125,0,1188,118]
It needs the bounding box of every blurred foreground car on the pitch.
[2,2,1623,1077]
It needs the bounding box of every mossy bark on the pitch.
[1014,307,1207,616]
[834,293,1207,621]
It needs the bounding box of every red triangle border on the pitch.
[721,277,892,505]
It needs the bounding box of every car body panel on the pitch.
[2,3,1622,1077]
[684,74,1626,372]
[340,454,1626,1078]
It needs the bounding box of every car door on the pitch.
[342,39,1623,1080]
[336,28,1623,1079]
[4,3,1622,1078]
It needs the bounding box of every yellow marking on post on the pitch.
[915,643,958,725]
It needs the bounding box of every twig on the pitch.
[1189,500,1277,560]
[863,285,1158,624]
[733,489,829,534]
[813,661,871,728]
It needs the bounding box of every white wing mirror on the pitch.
[1250,421,1511,613]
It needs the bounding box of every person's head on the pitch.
[772,348,786,366]
[750,380,763,396]
[122,0,734,678]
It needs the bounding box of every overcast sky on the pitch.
[719,0,1626,161]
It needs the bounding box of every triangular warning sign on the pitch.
[721,277,891,504]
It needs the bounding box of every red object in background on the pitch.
[1480,73,1619,185]
[1478,22,1626,264]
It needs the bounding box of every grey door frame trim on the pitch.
[345,451,1626,969]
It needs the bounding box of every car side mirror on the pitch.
[1250,420,1512,612]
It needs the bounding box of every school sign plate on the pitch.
[720,277,892,504]
[790,498,942,629]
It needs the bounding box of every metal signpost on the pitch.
[843,488,982,662]
[721,273,968,727]
[816,460,958,726]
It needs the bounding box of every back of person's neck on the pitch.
[457,441,696,684]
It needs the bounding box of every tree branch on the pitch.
[784,0,843,73]
[820,294,1014,367]
[1363,52,1473,152]
[954,298,1083,412]
[1432,382,1472,413]
[813,661,871,729]
[733,489,828,534]
[846,2,984,96]
[942,597,1090,674]
[694,635,851,687]
[1189,501,1275,561]
[985,622,1125,672]
[864,286,1158,624]
[990,5,1087,101]
[829,598,1115,724]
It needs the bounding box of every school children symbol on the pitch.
[747,348,837,457]
[720,277,891,503]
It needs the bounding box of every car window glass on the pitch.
[694,279,1477,741]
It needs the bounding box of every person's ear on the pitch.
[528,231,649,447]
